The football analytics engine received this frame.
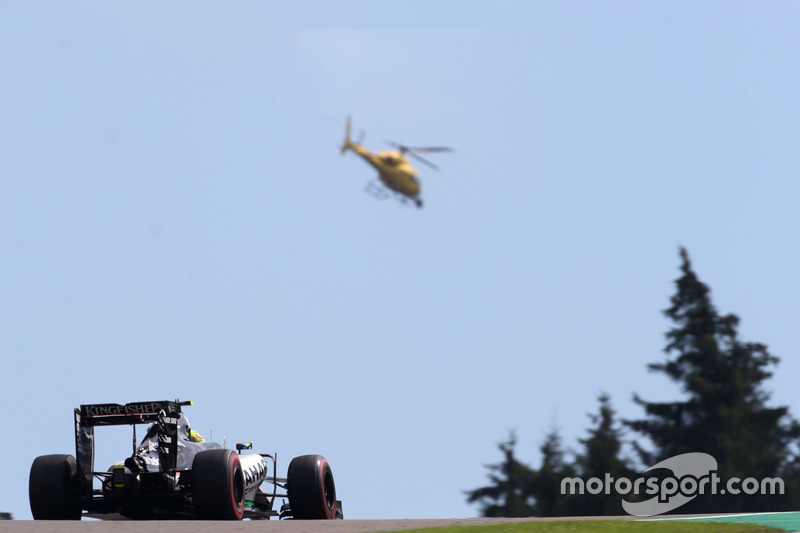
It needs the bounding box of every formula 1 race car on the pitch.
[29,400,343,520]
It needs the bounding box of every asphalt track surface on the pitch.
[0,517,635,533]
[5,513,800,532]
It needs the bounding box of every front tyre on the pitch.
[29,454,83,520]
[287,454,338,519]
[192,449,245,520]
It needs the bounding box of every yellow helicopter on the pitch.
[340,117,452,208]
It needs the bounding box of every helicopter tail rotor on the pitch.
[341,116,353,155]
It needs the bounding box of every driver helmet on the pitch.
[186,423,205,443]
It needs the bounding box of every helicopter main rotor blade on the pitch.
[387,141,454,154]
[386,141,453,170]
[406,150,440,170]
[407,146,454,153]
[387,141,411,153]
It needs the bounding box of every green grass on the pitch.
[398,521,785,533]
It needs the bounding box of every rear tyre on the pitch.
[287,454,337,519]
[192,449,245,520]
[29,454,83,520]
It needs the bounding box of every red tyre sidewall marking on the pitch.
[318,458,333,519]
[229,454,244,519]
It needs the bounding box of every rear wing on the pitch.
[74,400,193,493]
[78,400,192,427]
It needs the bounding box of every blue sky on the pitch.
[2,0,799,520]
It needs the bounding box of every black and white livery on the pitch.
[29,400,343,520]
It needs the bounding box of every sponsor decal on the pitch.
[83,402,168,417]
[243,456,268,488]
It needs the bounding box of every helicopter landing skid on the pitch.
[365,180,391,200]
[365,180,423,208]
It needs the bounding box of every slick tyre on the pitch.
[29,454,83,520]
[192,449,245,520]
[287,454,337,519]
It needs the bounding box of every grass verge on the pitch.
[399,521,785,533]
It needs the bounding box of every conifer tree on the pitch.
[626,247,800,512]
[565,393,635,515]
[527,428,577,516]
[465,432,536,517]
